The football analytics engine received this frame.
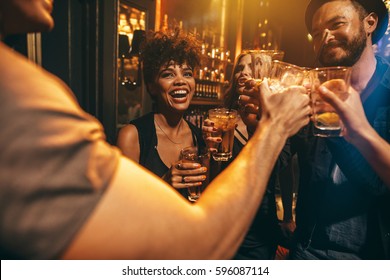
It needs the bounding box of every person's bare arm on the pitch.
[116,124,140,162]
[319,85,390,189]
[62,81,310,260]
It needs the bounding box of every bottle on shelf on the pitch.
[183,29,233,121]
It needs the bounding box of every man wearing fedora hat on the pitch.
[289,0,390,259]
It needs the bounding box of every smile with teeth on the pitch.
[170,90,188,98]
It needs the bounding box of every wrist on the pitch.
[249,119,288,158]
[349,124,376,146]
[257,117,290,143]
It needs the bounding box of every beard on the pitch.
[320,25,366,67]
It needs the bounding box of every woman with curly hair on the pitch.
[117,29,207,200]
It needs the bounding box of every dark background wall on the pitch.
[242,0,315,67]
[41,0,110,122]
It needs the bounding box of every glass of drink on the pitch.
[207,108,238,161]
[310,66,351,137]
[267,61,309,136]
[179,146,210,202]
[246,50,285,83]
[268,60,306,93]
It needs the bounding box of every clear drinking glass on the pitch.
[310,66,352,137]
[268,60,306,93]
[179,146,210,202]
[207,108,238,161]
[246,49,285,83]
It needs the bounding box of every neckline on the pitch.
[154,116,184,145]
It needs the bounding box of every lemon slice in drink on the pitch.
[317,112,340,126]
[322,79,348,100]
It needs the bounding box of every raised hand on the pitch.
[237,79,262,133]
[257,79,311,137]
[317,85,369,143]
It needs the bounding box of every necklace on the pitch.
[155,117,183,145]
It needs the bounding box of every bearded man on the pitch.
[289,0,390,259]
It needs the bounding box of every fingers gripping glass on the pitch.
[179,146,210,202]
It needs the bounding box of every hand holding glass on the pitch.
[179,146,210,202]
[310,67,351,137]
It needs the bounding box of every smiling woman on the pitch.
[116,29,208,200]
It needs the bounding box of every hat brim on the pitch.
[305,0,389,44]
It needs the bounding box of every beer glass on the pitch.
[246,50,285,83]
[310,66,351,137]
[268,60,306,93]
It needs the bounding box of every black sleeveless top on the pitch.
[130,112,205,197]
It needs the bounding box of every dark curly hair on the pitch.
[140,29,202,88]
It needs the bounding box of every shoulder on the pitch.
[117,124,141,161]
[117,124,139,145]
[128,112,157,143]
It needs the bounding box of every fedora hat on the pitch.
[305,0,389,43]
